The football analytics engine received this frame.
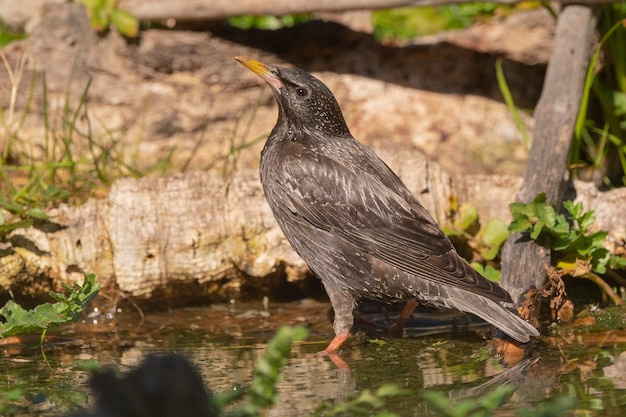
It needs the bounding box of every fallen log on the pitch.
[3,150,626,302]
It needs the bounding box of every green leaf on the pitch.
[0,301,59,337]
[496,58,531,150]
[612,90,626,117]
[482,218,508,245]
[591,248,610,274]
[478,385,515,410]
[421,391,454,416]
[110,8,139,37]
[532,192,547,205]
[508,218,532,234]
[78,0,105,10]
[442,225,464,237]
[0,274,100,338]
[509,201,535,219]
[25,207,48,220]
[0,218,34,235]
[89,8,110,31]
[375,384,406,398]
[0,199,25,215]
[43,185,72,202]
[563,200,582,218]
[577,210,596,231]
[248,325,308,409]
[551,235,573,252]
[472,262,501,282]
[481,246,499,261]
[590,230,608,245]
[550,214,570,236]
[373,412,401,417]
[609,255,626,270]
[530,221,544,240]
[103,0,120,11]
[535,203,557,229]
[577,231,609,258]
[453,203,478,232]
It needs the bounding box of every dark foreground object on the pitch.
[236,57,539,353]
[67,354,216,417]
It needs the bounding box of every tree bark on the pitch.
[500,6,597,307]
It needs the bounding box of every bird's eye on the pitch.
[296,88,308,97]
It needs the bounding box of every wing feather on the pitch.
[278,148,511,303]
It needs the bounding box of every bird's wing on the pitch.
[279,150,511,302]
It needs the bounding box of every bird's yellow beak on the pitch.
[235,57,284,91]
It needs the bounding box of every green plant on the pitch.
[0,50,33,155]
[0,70,89,241]
[0,58,149,242]
[76,0,139,37]
[509,193,626,303]
[443,202,509,281]
[0,273,100,341]
[424,384,577,417]
[471,262,501,282]
[516,394,577,417]
[0,195,48,237]
[572,13,626,186]
[0,389,26,415]
[229,14,312,30]
[313,384,406,417]
[577,304,625,331]
[212,325,308,416]
[206,89,268,180]
[423,385,515,417]
[0,20,27,48]
[371,4,508,41]
[495,58,531,150]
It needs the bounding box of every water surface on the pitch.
[1,299,625,416]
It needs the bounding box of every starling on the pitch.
[236,57,539,353]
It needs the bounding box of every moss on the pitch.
[581,305,625,332]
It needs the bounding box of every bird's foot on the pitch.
[390,301,419,336]
[356,301,419,338]
[319,330,350,355]
[317,331,350,369]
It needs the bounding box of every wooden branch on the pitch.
[120,0,613,21]
[500,5,597,306]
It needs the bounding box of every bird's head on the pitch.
[236,57,351,139]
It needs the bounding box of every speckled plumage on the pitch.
[236,58,539,350]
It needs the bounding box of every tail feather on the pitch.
[443,287,539,343]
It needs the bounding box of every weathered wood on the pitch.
[500,6,597,307]
[6,157,626,301]
[5,150,455,298]
[118,0,614,22]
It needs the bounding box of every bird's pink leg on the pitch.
[389,301,419,337]
[319,330,350,355]
[316,331,351,369]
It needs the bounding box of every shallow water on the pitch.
[1,299,626,416]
